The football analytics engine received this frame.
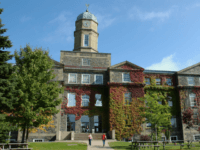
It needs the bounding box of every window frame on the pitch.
[170,136,178,142]
[67,93,76,107]
[122,72,131,82]
[68,73,77,84]
[82,58,90,66]
[156,78,161,85]
[166,78,172,86]
[171,116,177,128]
[124,92,132,105]
[81,94,90,107]
[145,78,150,85]
[168,96,173,107]
[84,34,89,47]
[188,77,194,86]
[193,134,200,141]
[94,74,103,84]
[95,94,102,107]
[189,93,196,107]
[82,74,90,84]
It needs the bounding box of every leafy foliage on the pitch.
[182,107,194,128]
[140,135,151,141]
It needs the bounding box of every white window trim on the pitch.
[156,78,161,85]
[94,74,103,84]
[33,139,44,142]
[84,34,89,47]
[122,72,131,82]
[193,134,200,141]
[67,93,76,107]
[189,93,196,107]
[145,78,150,85]
[170,136,178,142]
[68,73,77,84]
[166,78,172,86]
[188,77,194,86]
[82,58,90,66]
[82,74,90,84]
[81,95,89,107]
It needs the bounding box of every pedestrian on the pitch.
[88,133,92,146]
[102,133,106,147]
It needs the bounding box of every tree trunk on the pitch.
[21,127,26,143]
[25,126,29,143]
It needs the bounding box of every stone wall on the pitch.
[110,70,133,83]
[178,75,200,86]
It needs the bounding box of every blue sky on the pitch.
[1,0,200,71]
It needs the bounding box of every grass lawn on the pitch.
[108,141,200,150]
[28,142,87,150]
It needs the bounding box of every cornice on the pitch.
[73,47,98,53]
[74,28,99,35]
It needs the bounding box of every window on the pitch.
[124,92,131,105]
[170,136,178,142]
[33,139,44,142]
[171,116,177,128]
[82,74,90,84]
[67,114,75,131]
[188,77,194,85]
[124,114,132,127]
[145,78,150,85]
[68,73,77,83]
[194,135,200,140]
[82,95,89,106]
[94,74,103,84]
[122,73,131,82]
[189,93,196,107]
[193,112,198,125]
[82,58,90,66]
[146,118,151,127]
[158,101,162,104]
[156,78,161,85]
[95,94,102,106]
[67,93,76,107]
[168,96,173,107]
[84,34,89,46]
[166,78,172,86]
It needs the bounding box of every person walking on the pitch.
[102,133,106,147]
[88,133,93,146]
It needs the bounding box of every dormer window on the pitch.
[122,73,131,82]
[188,77,194,86]
[82,58,90,66]
[84,34,89,46]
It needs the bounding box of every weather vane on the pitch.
[86,4,89,12]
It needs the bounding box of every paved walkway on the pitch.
[63,139,117,150]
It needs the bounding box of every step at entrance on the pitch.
[74,133,105,140]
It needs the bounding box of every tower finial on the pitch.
[85,4,89,12]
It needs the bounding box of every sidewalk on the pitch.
[63,139,117,150]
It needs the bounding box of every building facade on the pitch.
[13,9,200,142]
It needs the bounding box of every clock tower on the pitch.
[73,8,99,52]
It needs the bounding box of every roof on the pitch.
[144,69,176,74]
[76,10,98,23]
[177,62,200,73]
[109,61,144,69]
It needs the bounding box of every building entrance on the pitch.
[94,115,102,133]
[81,115,89,133]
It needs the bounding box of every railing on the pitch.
[0,143,33,150]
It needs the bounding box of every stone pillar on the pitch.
[71,131,74,140]
[89,116,94,133]
[112,130,115,139]
[56,131,61,141]
[75,118,81,133]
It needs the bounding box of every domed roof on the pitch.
[76,10,98,23]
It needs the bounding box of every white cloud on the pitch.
[20,16,31,22]
[145,54,180,71]
[129,7,172,22]
[42,11,74,43]
[186,3,200,10]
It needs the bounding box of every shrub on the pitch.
[140,135,151,141]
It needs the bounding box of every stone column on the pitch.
[89,116,94,133]
[75,118,81,133]
[71,131,74,140]
[112,130,115,139]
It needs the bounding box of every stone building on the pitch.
[11,9,200,142]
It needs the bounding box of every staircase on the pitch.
[74,133,105,140]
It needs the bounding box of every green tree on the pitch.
[140,91,172,141]
[0,8,19,143]
[11,44,64,143]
